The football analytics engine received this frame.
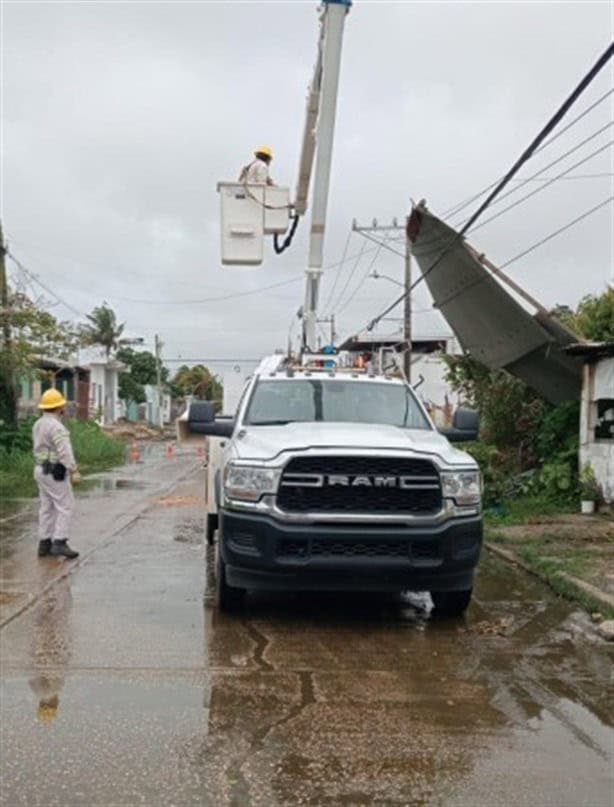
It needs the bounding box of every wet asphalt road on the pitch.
[1,452,613,806]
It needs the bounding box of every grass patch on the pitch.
[543,574,614,620]
[484,495,575,528]
[0,419,125,499]
[487,532,614,619]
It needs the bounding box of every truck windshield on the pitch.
[245,379,431,429]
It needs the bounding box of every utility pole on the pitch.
[352,218,412,381]
[316,314,336,347]
[154,333,163,429]
[0,221,17,426]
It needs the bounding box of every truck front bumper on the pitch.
[219,510,482,592]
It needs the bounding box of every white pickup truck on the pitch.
[188,355,482,615]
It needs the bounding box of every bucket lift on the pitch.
[217,0,352,351]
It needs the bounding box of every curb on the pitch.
[485,542,614,614]
[0,460,202,631]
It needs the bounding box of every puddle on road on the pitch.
[173,518,204,545]
[82,478,149,495]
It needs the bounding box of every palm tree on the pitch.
[81,303,125,358]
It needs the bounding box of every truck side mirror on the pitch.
[438,408,479,443]
[188,401,216,425]
[188,401,235,438]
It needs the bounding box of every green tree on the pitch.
[574,288,613,342]
[118,373,146,405]
[116,348,169,405]
[442,354,546,456]
[171,364,222,402]
[0,287,79,426]
[80,303,125,357]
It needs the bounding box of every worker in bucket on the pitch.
[32,389,81,559]
[238,145,276,185]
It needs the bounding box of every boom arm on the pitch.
[297,0,351,351]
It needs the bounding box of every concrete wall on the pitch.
[579,358,614,504]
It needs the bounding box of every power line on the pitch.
[443,86,614,220]
[7,252,87,318]
[416,126,614,255]
[435,196,614,310]
[454,122,614,229]
[362,41,614,333]
[321,229,352,314]
[337,237,389,315]
[508,172,614,182]
[327,238,367,314]
[466,139,613,236]
[350,228,406,260]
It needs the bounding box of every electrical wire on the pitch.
[352,229,406,260]
[336,237,388,315]
[7,252,87,318]
[321,229,352,314]
[435,196,614,310]
[361,41,614,334]
[466,139,613,236]
[454,122,614,229]
[443,86,614,220]
[327,238,367,314]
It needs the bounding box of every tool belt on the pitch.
[41,460,67,482]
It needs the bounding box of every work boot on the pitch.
[50,540,79,560]
[38,539,52,557]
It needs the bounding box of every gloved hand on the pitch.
[71,469,82,486]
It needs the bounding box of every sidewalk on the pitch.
[0,446,203,628]
[485,512,614,619]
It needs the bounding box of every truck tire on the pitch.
[216,549,245,612]
[430,588,472,617]
[206,513,218,546]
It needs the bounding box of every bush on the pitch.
[538,460,577,503]
[0,418,125,498]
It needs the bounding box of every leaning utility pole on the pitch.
[352,218,412,381]
[0,221,17,426]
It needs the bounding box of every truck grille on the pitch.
[277,456,442,514]
[278,538,440,560]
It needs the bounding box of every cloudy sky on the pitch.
[2,0,613,374]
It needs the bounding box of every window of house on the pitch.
[595,399,614,440]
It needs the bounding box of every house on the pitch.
[18,359,90,420]
[338,332,461,426]
[87,358,126,425]
[564,342,614,504]
[143,385,172,427]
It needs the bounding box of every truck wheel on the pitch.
[206,513,218,546]
[430,589,472,617]
[216,550,245,612]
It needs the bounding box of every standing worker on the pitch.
[238,145,276,185]
[32,389,81,559]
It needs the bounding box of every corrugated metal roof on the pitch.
[407,205,582,404]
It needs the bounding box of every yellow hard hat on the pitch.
[255,145,273,159]
[39,389,67,410]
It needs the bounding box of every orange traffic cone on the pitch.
[129,441,140,463]
[165,442,175,459]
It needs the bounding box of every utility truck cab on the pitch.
[189,354,482,615]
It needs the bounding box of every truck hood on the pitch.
[231,422,475,467]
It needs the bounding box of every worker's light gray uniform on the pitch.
[239,158,274,185]
[32,413,77,541]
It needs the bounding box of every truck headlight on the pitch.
[224,464,280,502]
[441,470,482,506]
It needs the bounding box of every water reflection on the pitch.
[28,579,72,725]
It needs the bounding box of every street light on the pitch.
[370,271,403,288]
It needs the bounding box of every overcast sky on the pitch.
[2,0,613,374]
